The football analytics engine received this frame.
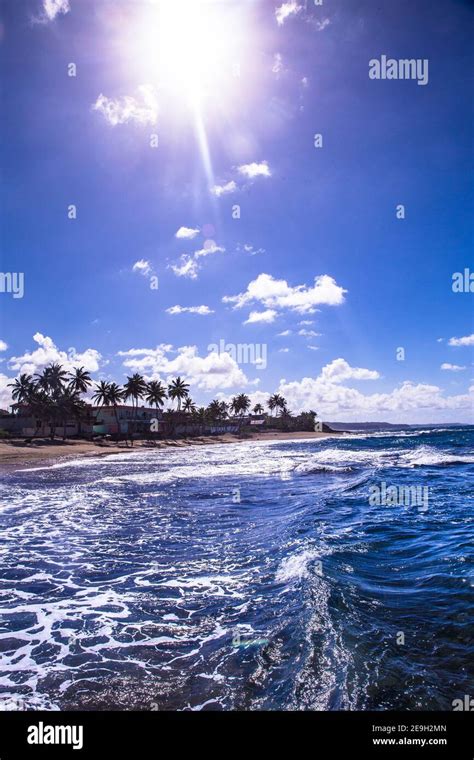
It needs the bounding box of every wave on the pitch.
[295,463,354,475]
[399,446,474,468]
[344,427,472,440]
[275,549,323,583]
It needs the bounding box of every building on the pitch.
[0,407,95,438]
[0,404,162,439]
[91,405,162,436]
[0,404,258,440]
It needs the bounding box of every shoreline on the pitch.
[0,431,340,472]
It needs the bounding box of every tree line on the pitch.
[7,363,302,440]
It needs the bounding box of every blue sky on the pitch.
[0,0,473,422]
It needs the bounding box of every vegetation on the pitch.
[8,363,90,440]
[6,363,317,441]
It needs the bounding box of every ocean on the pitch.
[0,428,473,711]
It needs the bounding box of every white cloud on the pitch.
[298,329,321,338]
[132,259,152,277]
[236,243,265,256]
[275,2,302,26]
[211,180,237,197]
[0,340,7,352]
[166,305,214,316]
[223,272,347,314]
[448,334,474,347]
[307,346,319,351]
[299,320,313,326]
[175,226,200,240]
[238,161,271,179]
[170,242,225,279]
[272,53,284,76]
[7,333,102,381]
[441,363,466,372]
[93,86,158,126]
[279,348,290,353]
[117,345,173,358]
[320,358,380,383]
[277,329,292,337]
[315,18,331,31]
[42,0,70,22]
[118,344,250,392]
[244,309,278,325]
[0,373,14,410]
[276,360,474,422]
[194,242,225,259]
[170,256,199,280]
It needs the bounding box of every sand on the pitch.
[0,431,339,471]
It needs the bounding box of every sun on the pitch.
[124,0,256,185]
[130,0,248,112]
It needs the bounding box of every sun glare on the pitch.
[125,0,255,187]
[132,0,246,111]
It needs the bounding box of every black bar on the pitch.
[0,711,472,758]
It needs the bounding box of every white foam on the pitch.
[275,549,322,583]
[398,446,474,468]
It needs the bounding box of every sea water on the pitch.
[0,427,472,711]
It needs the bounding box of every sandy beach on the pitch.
[0,431,339,471]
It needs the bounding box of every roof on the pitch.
[88,404,157,411]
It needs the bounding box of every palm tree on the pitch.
[237,393,250,416]
[253,403,264,415]
[275,395,287,415]
[92,380,111,436]
[8,374,34,406]
[67,368,92,436]
[57,386,85,440]
[195,407,207,422]
[107,382,125,442]
[146,380,168,439]
[124,373,147,443]
[280,405,293,431]
[92,381,126,442]
[124,373,147,408]
[36,363,68,398]
[167,376,190,411]
[183,397,196,414]
[26,386,49,438]
[91,380,111,410]
[29,364,69,439]
[230,396,240,417]
[145,380,168,411]
[8,375,47,437]
[207,399,223,420]
[218,401,229,419]
[68,366,92,395]
[267,395,277,416]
